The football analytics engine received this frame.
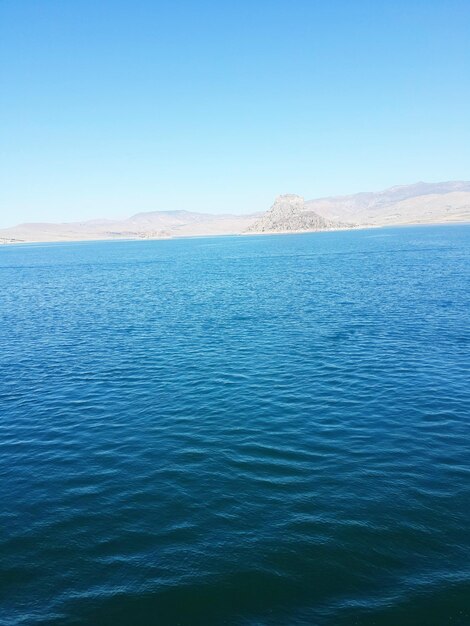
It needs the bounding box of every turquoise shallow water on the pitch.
[1,226,469,625]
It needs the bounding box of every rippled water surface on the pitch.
[1,226,469,625]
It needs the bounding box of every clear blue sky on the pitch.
[1,0,469,227]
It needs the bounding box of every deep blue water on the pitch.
[1,226,469,626]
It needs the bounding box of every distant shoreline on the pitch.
[1,220,469,246]
[2,181,470,245]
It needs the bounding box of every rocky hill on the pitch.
[246,194,350,233]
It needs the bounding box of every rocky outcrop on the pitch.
[246,194,349,233]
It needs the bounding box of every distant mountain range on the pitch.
[1,181,469,243]
[303,181,470,226]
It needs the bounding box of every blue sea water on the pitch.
[1,225,469,626]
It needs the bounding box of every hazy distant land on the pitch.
[1,181,469,244]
